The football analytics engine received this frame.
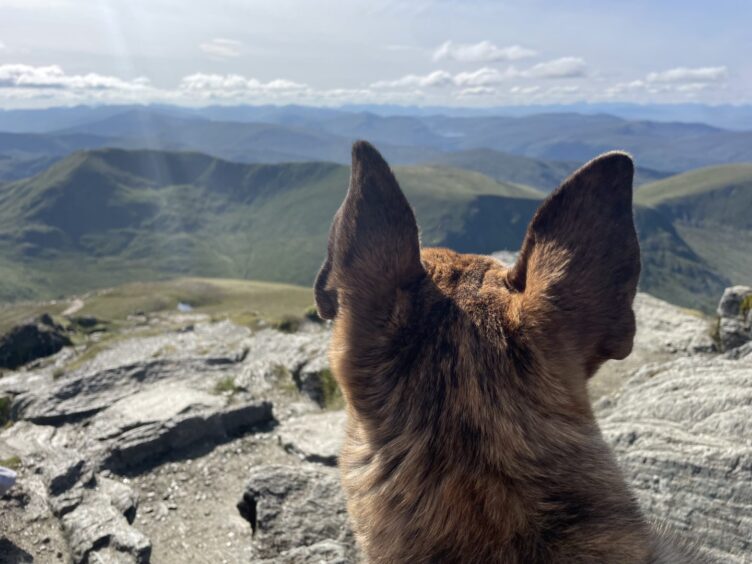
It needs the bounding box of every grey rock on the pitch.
[590,293,715,400]
[0,422,151,564]
[277,411,345,466]
[719,317,750,352]
[0,314,71,370]
[90,385,273,471]
[237,465,355,560]
[717,285,752,318]
[62,498,151,564]
[598,356,752,562]
[257,540,351,564]
[292,355,332,407]
[716,286,752,352]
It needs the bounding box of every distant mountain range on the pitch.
[0,147,747,311]
[1,105,752,178]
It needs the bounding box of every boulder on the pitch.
[0,314,71,370]
[277,411,345,466]
[236,465,355,560]
[0,422,151,564]
[716,286,752,352]
[597,356,752,562]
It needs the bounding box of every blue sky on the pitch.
[0,0,749,108]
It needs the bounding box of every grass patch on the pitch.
[741,295,752,317]
[0,455,21,470]
[272,315,301,334]
[213,376,240,395]
[319,368,344,410]
[303,306,323,323]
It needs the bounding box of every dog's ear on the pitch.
[314,141,423,320]
[506,152,640,375]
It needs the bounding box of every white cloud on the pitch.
[525,57,587,79]
[458,86,495,97]
[453,67,511,87]
[0,64,152,92]
[646,66,727,83]
[433,40,536,63]
[510,85,540,95]
[179,73,308,97]
[199,38,243,58]
[371,70,453,89]
[0,41,5,50]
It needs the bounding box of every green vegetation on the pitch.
[318,368,344,410]
[741,295,752,317]
[272,315,301,334]
[429,148,669,193]
[0,455,21,470]
[303,306,322,323]
[635,164,752,208]
[636,164,752,308]
[213,376,240,395]
[0,148,748,314]
[0,148,546,303]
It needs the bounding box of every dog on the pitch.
[315,141,702,563]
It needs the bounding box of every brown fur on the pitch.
[315,141,703,563]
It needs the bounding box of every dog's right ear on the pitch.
[314,141,423,320]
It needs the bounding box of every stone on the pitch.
[716,286,752,352]
[717,285,752,318]
[0,314,71,370]
[257,540,352,564]
[277,411,345,466]
[236,465,355,560]
[597,355,752,562]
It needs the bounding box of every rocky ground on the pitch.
[0,285,750,563]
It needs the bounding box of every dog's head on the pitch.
[315,141,639,429]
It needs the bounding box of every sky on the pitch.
[0,0,749,109]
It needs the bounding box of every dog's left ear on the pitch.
[314,141,423,320]
[506,151,640,376]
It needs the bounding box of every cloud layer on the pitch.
[0,55,730,108]
[433,41,536,63]
[199,38,243,59]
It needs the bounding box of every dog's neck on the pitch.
[334,331,653,562]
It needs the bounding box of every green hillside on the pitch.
[0,148,738,312]
[0,149,542,302]
[636,164,752,287]
[428,148,669,193]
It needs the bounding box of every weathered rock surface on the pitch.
[0,314,71,370]
[597,356,752,562]
[0,422,151,563]
[717,285,752,352]
[2,286,750,562]
[237,465,355,560]
[277,411,346,466]
[589,293,714,400]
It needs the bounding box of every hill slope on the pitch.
[0,149,542,301]
[0,148,733,311]
[427,148,669,192]
[636,164,752,288]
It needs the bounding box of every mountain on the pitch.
[53,109,443,166]
[0,149,539,301]
[343,103,752,131]
[419,113,752,172]
[3,106,752,177]
[636,164,752,291]
[0,148,731,312]
[426,148,670,192]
